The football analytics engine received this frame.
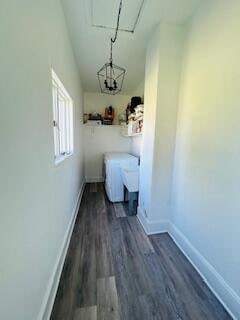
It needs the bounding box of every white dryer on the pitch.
[104,152,138,202]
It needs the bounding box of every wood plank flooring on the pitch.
[50,183,232,320]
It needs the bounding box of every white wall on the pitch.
[84,92,131,124]
[0,1,84,320]
[172,0,240,316]
[138,26,160,217]
[150,23,185,221]
[138,23,184,222]
[84,125,132,182]
[132,80,145,98]
[138,11,240,316]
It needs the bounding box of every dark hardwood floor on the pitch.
[50,183,231,320]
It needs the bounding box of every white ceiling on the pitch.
[92,0,144,32]
[61,0,200,94]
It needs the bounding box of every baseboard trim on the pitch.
[38,182,85,320]
[85,176,104,183]
[137,210,240,319]
[137,206,169,235]
[168,222,240,320]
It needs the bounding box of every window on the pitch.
[51,69,74,164]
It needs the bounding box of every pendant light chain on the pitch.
[110,0,123,62]
[97,0,126,95]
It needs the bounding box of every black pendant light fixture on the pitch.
[97,0,126,95]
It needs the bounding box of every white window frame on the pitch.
[51,69,74,165]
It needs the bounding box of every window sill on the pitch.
[55,153,73,166]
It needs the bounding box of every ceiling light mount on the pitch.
[97,0,126,95]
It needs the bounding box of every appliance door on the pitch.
[105,161,124,202]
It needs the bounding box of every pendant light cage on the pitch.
[97,62,125,95]
[97,0,126,95]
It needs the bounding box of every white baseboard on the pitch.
[168,222,240,320]
[137,209,240,319]
[85,176,104,183]
[38,182,85,320]
[137,206,169,235]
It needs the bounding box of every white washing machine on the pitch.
[104,152,138,202]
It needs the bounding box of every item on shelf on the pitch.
[103,118,113,125]
[103,106,114,125]
[83,113,89,123]
[89,113,103,122]
[123,102,144,136]
[135,104,144,113]
[120,121,139,136]
[131,96,142,111]
[126,103,131,123]
[86,120,102,125]
[128,120,138,135]
[105,106,114,120]
[118,113,127,125]
[128,113,135,121]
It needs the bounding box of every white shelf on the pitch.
[83,124,120,127]
[122,132,143,137]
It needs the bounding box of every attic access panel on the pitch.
[91,0,144,33]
